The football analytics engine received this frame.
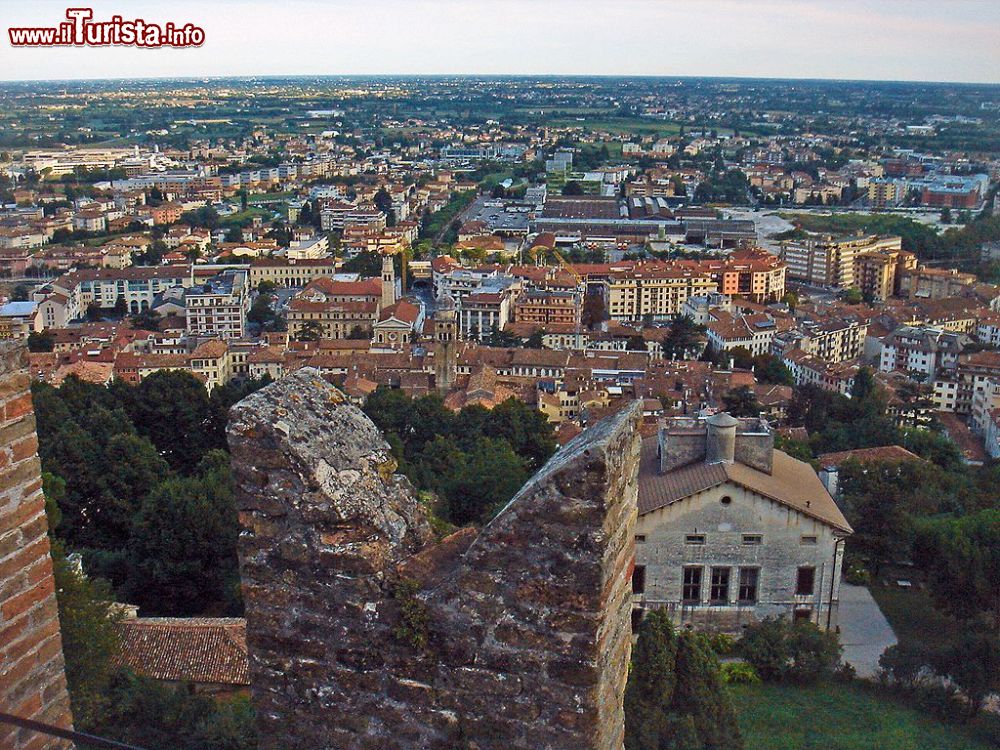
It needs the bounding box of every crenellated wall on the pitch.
[228,368,641,750]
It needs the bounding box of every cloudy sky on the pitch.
[2,0,998,83]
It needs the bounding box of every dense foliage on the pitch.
[34,372,271,616]
[625,609,744,750]
[738,618,841,685]
[50,510,257,748]
[363,387,556,525]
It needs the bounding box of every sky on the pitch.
[1,0,999,83]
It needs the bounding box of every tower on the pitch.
[381,254,396,310]
[433,300,457,392]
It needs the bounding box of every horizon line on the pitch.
[0,72,998,87]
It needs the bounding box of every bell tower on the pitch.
[433,300,457,392]
[381,254,396,309]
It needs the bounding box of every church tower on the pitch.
[381,254,396,310]
[433,300,457,392]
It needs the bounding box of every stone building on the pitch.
[0,341,74,749]
[227,370,641,749]
[633,413,852,632]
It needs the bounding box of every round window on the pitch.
[720,496,732,506]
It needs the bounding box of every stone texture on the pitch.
[0,341,73,750]
[228,368,641,750]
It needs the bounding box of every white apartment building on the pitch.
[184,269,251,340]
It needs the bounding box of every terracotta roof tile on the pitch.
[114,618,249,686]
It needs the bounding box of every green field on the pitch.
[868,583,961,649]
[544,117,683,136]
[731,682,999,750]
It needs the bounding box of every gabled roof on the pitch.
[637,437,851,533]
[114,618,249,686]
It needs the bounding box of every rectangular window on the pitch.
[796,566,816,596]
[738,567,759,603]
[710,567,730,603]
[682,566,702,603]
[632,565,646,595]
[685,534,706,545]
[634,534,646,543]
[742,534,763,545]
[801,535,818,545]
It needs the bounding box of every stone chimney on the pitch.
[658,413,774,475]
[705,412,738,464]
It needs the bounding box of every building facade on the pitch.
[633,414,852,633]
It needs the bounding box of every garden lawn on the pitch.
[730,682,998,750]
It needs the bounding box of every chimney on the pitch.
[705,412,738,464]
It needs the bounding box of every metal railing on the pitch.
[0,711,150,750]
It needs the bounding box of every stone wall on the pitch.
[228,369,641,749]
[0,341,74,750]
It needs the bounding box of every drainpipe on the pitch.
[826,537,843,632]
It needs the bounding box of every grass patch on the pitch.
[868,582,961,649]
[248,191,294,203]
[731,682,998,750]
[220,207,273,226]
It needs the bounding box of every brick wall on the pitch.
[0,341,74,750]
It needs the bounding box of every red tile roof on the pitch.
[114,618,249,686]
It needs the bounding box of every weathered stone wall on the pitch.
[0,341,74,750]
[228,369,641,749]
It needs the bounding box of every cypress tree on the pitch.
[625,610,744,750]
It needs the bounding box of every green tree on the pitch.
[130,308,161,332]
[296,319,324,342]
[581,292,609,330]
[442,437,528,525]
[374,187,397,226]
[728,346,754,371]
[95,670,256,750]
[562,180,584,196]
[484,398,557,470]
[625,610,743,750]
[27,329,55,352]
[912,510,1000,631]
[722,385,761,417]
[125,370,222,474]
[98,433,171,549]
[247,294,276,329]
[930,632,999,720]
[841,286,863,305]
[739,618,840,684]
[525,329,545,349]
[125,451,239,615]
[51,541,122,729]
[662,315,706,360]
[752,354,793,385]
[12,282,30,301]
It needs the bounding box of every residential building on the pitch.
[634,414,851,632]
[512,289,582,328]
[778,234,903,291]
[286,277,381,339]
[878,325,967,379]
[184,270,251,340]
